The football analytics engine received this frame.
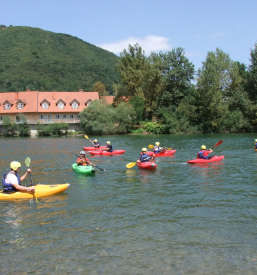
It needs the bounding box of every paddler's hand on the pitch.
[27,168,31,173]
[27,186,35,193]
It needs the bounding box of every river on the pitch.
[0,133,257,274]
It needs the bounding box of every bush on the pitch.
[143,122,166,134]
[2,116,18,136]
[36,122,68,136]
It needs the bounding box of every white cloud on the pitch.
[98,35,172,55]
[208,32,226,39]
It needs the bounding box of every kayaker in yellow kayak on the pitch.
[2,161,35,193]
[153,142,166,153]
[77,151,95,166]
[137,148,154,163]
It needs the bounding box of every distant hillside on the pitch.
[0,25,120,94]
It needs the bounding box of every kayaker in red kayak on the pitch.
[197,145,213,159]
[137,148,154,163]
[255,139,257,149]
[101,141,113,152]
[2,161,35,193]
[89,139,100,148]
[77,151,95,166]
[153,142,166,153]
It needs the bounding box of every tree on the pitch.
[17,113,31,136]
[196,48,245,132]
[2,116,18,136]
[116,43,149,99]
[155,48,195,109]
[248,43,257,102]
[93,81,108,96]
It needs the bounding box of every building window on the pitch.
[55,115,60,119]
[87,101,91,106]
[58,102,64,109]
[17,103,24,109]
[76,114,80,119]
[39,115,45,119]
[42,102,49,109]
[62,114,67,119]
[72,102,78,109]
[15,116,20,123]
[69,114,74,119]
[46,115,52,122]
[4,103,11,110]
[0,116,3,121]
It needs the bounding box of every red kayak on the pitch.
[137,161,157,170]
[83,146,107,151]
[187,155,224,164]
[89,150,126,155]
[147,150,176,157]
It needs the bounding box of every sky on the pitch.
[1,0,257,70]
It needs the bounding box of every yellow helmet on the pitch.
[142,148,147,152]
[255,139,257,142]
[94,139,97,142]
[155,142,160,146]
[10,161,21,171]
[201,145,206,150]
[106,141,110,145]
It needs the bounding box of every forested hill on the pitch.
[0,25,120,93]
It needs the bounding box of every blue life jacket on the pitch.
[107,145,113,152]
[198,150,208,159]
[2,172,21,192]
[255,142,257,149]
[153,146,161,153]
[94,142,100,148]
[140,153,151,162]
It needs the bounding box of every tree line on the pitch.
[80,42,257,134]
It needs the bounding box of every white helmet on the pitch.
[80,151,86,155]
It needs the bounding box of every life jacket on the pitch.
[197,150,208,159]
[140,153,151,162]
[255,142,257,149]
[107,145,113,152]
[2,172,21,192]
[77,157,90,166]
[153,146,161,153]
[94,142,100,148]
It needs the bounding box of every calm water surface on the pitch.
[1,134,257,274]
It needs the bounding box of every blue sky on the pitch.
[1,0,257,70]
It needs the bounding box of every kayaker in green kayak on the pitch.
[2,161,35,193]
[77,151,95,166]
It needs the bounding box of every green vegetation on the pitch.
[0,26,120,93]
[36,122,69,136]
[2,114,30,136]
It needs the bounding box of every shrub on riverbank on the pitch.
[36,122,68,136]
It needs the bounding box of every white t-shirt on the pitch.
[5,173,19,185]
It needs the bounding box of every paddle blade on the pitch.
[166,148,172,150]
[148,145,154,148]
[213,140,223,148]
[25,157,31,168]
[84,135,89,139]
[126,162,137,168]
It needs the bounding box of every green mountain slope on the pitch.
[0,25,120,93]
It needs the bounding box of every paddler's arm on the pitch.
[209,148,213,154]
[13,182,35,192]
[20,169,31,182]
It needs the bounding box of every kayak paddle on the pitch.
[24,157,38,203]
[211,140,223,149]
[68,151,107,171]
[148,145,172,149]
[126,162,137,168]
[84,135,95,146]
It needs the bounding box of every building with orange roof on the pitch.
[0,89,99,132]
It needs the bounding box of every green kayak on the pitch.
[72,163,95,175]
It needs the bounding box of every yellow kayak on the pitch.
[0,183,70,200]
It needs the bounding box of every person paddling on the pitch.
[197,145,213,159]
[77,151,95,166]
[137,148,154,163]
[255,139,257,149]
[153,142,166,153]
[90,139,100,148]
[103,141,113,152]
[2,161,35,193]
